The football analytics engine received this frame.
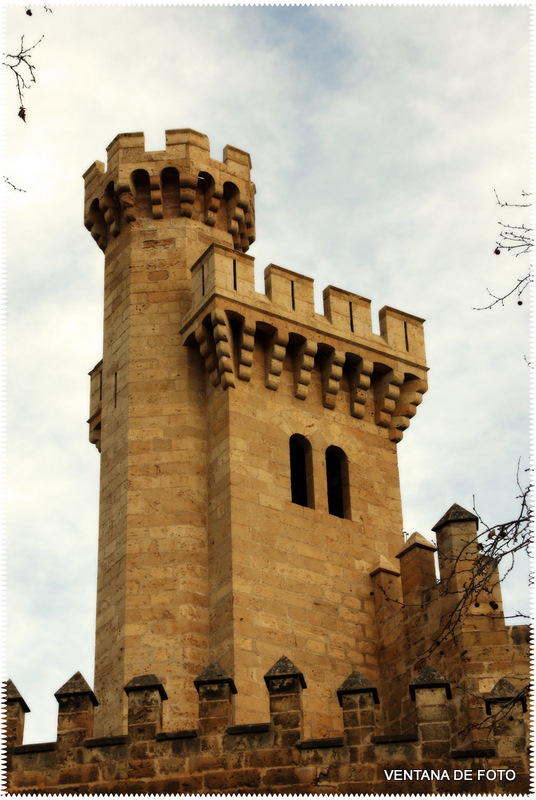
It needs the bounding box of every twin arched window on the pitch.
[289,436,350,519]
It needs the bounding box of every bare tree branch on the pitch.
[3,176,27,193]
[2,33,44,121]
[453,679,530,743]
[473,190,532,310]
[423,465,532,657]
[473,274,531,310]
[494,188,532,209]
[492,190,533,258]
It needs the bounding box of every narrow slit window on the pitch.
[404,320,409,351]
[291,280,295,311]
[349,301,354,333]
[326,446,350,519]
[233,259,237,290]
[289,434,314,508]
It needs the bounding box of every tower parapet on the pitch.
[182,242,427,442]
[83,129,255,253]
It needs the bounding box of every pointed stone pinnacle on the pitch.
[370,554,400,577]
[124,674,168,700]
[55,671,98,706]
[396,531,436,558]
[194,662,237,694]
[432,503,478,533]
[264,655,307,689]
[4,679,30,712]
[409,663,452,700]
[336,669,379,706]
[485,677,527,714]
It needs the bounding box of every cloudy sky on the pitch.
[3,2,531,744]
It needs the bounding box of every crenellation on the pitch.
[379,306,426,364]
[84,130,255,253]
[106,131,147,173]
[165,128,211,155]
[4,681,30,751]
[264,263,315,317]
[323,285,373,339]
[189,244,256,313]
[181,247,428,444]
[184,246,428,370]
[222,144,253,176]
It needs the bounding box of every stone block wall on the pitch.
[5,657,530,795]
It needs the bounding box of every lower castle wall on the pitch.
[6,664,530,796]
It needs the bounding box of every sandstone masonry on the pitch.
[5,129,530,795]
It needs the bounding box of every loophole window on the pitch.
[326,445,350,519]
[289,434,314,508]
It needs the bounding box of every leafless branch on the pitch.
[423,467,532,657]
[378,465,531,664]
[494,220,533,258]
[2,34,44,121]
[3,176,27,193]
[494,188,532,209]
[474,191,533,310]
[473,274,531,310]
[25,5,53,15]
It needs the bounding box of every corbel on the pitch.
[211,308,235,389]
[391,377,428,430]
[195,322,220,387]
[150,174,163,219]
[374,368,404,428]
[349,357,374,418]
[179,172,197,218]
[116,181,136,224]
[322,348,346,409]
[265,329,289,391]
[294,339,318,400]
[237,319,256,382]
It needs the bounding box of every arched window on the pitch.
[325,446,350,519]
[289,434,314,509]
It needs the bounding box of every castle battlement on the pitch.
[186,243,426,362]
[181,242,427,441]
[6,643,530,794]
[83,129,255,253]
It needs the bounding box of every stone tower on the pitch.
[6,129,529,795]
[83,129,428,739]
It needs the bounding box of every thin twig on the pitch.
[2,34,44,120]
[3,176,27,192]
[473,274,531,310]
